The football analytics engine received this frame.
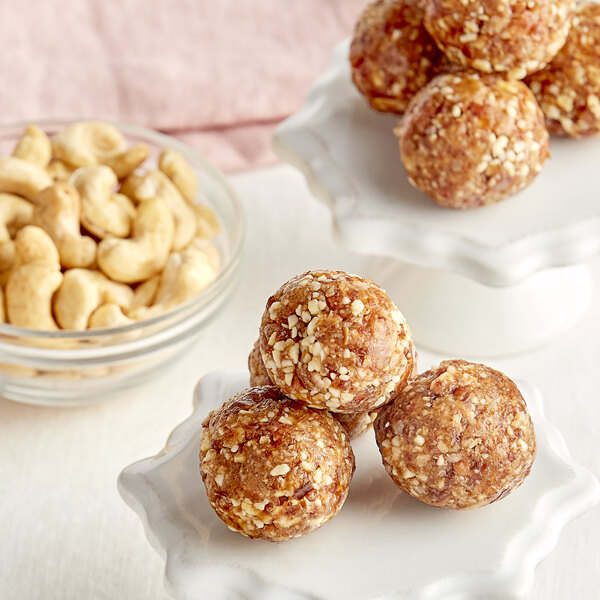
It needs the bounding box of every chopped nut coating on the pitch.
[397,72,549,209]
[199,386,355,541]
[260,270,416,413]
[425,0,574,79]
[350,0,442,114]
[374,360,537,510]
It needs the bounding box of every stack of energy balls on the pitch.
[199,270,537,542]
[350,0,600,209]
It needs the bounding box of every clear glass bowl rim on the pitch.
[0,117,246,341]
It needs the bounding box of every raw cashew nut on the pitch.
[12,225,60,268]
[54,268,134,330]
[70,165,135,238]
[52,121,126,167]
[12,125,52,169]
[0,156,52,201]
[106,144,149,179]
[88,303,134,329]
[131,274,161,309]
[0,193,34,271]
[158,149,198,203]
[33,184,96,268]
[0,194,34,240]
[47,159,75,183]
[118,173,143,200]
[133,170,196,250]
[186,236,221,272]
[154,243,218,308]
[97,197,175,283]
[193,204,220,239]
[132,241,218,320]
[6,226,62,330]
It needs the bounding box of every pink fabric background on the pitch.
[0,0,365,172]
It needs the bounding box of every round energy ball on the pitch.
[199,386,355,541]
[334,411,378,440]
[374,360,537,510]
[526,2,600,137]
[397,72,550,209]
[248,339,272,387]
[249,338,379,440]
[424,0,574,79]
[350,0,442,114]
[260,270,416,413]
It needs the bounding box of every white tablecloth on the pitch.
[0,165,598,599]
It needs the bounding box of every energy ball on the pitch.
[374,360,537,510]
[334,411,378,440]
[350,0,442,114]
[249,339,272,387]
[199,386,355,541]
[397,72,550,209]
[424,0,574,79]
[526,2,600,137]
[260,270,416,413]
[249,338,379,440]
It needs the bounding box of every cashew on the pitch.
[97,197,175,283]
[0,193,34,272]
[70,165,135,238]
[158,149,198,203]
[131,274,161,309]
[0,194,34,240]
[0,243,14,273]
[6,226,62,330]
[52,121,126,167]
[132,240,218,320]
[47,159,76,183]
[118,173,143,200]
[12,225,60,268]
[156,151,220,241]
[88,303,135,329]
[54,268,134,330]
[186,236,221,271]
[193,203,220,239]
[33,184,96,268]
[106,144,149,179]
[0,156,52,201]
[12,125,52,169]
[0,287,5,323]
[155,243,217,307]
[133,170,196,250]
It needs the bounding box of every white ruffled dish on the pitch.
[119,370,600,600]
[273,39,600,288]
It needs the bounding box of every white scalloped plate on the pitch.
[273,39,600,287]
[119,370,599,600]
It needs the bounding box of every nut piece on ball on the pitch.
[526,2,600,138]
[374,360,537,510]
[397,72,550,209]
[260,270,416,413]
[199,386,355,541]
[424,0,574,79]
[249,338,379,440]
[350,0,442,114]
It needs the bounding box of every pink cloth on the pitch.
[0,0,364,172]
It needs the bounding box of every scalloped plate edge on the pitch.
[118,372,600,600]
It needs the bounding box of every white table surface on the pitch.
[0,164,598,600]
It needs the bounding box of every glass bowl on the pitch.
[0,119,245,407]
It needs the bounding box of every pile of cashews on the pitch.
[0,122,221,331]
